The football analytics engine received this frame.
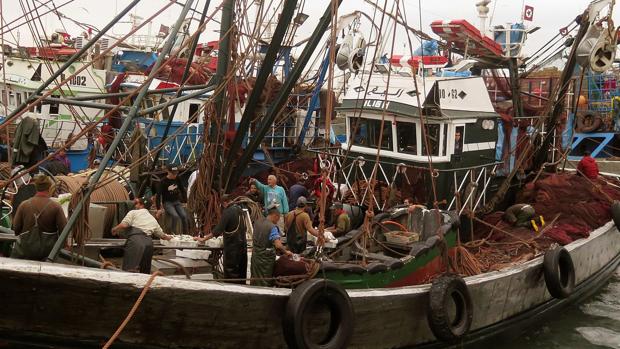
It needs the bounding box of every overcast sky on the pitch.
[2,0,616,60]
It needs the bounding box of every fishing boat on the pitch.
[0,0,619,349]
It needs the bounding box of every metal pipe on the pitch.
[58,249,118,270]
[47,0,196,262]
[222,0,299,188]
[3,0,140,124]
[41,97,130,111]
[226,0,344,190]
[150,0,212,170]
[66,84,212,102]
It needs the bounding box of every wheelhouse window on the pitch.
[422,124,440,156]
[49,95,60,115]
[352,117,393,151]
[189,103,200,123]
[454,126,464,154]
[397,121,417,155]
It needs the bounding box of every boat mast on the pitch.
[221,0,300,191]
[225,0,344,191]
[47,0,197,262]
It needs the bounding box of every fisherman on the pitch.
[194,194,248,283]
[112,197,172,273]
[250,175,288,230]
[285,197,322,253]
[577,150,599,180]
[327,202,351,237]
[503,203,536,228]
[156,164,189,234]
[313,168,335,203]
[288,177,309,212]
[53,148,71,173]
[11,174,67,260]
[454,130,463,154]
[251,204,292,286]
[245,182,264,207]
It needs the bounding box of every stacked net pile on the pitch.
[470,173,620,272]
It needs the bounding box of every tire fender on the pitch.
[283,279,354,349]
[427,274,473,341]
[611,201,620,231]
[543,246,575,299]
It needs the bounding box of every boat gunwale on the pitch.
[0,221,615,299]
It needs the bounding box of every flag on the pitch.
[559,27,569,37]
[523,5,534,21]
[158,24,170,36]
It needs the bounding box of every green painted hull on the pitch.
[324,231,458,289]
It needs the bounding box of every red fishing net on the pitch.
[469,172,620,272]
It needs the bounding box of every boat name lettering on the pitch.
[61,73,87,86]
[440,88,459,100]
[368,86,404,98]
[364,99,391,109]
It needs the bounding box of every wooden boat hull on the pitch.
[0,221,618,348]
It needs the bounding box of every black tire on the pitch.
[283,279,354,349]
[427,274,473,342]
[543,246,575,299]
[611,201,620,231]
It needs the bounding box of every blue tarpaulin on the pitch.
[413,40,439,56]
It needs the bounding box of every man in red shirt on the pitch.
[577,151,599,180]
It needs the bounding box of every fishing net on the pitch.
[469,172,620,272]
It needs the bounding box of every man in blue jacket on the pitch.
[250,175,288,231]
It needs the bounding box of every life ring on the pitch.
[611,201,620,231]
[575,112,602,133]
[427,274,473,341]
[543,246,575,299]
[283,279,354,349]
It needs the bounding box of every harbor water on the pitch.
[503,267,620,349]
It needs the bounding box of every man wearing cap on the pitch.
[11,174,67,260]
[327,202,351,237]
[284,196,322,253]
[156,164,189,235]
[112,197,172,274]
[251,204,292,286]
[249,175,288,230]
[194,194,247,283]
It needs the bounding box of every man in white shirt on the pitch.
[112,197,171,273]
